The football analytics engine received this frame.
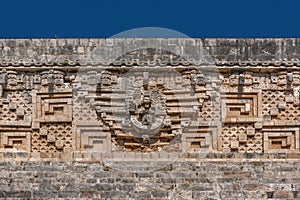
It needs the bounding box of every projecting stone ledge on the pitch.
[0,38,300,66]
[0,151,300,162]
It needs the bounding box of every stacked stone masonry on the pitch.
[0,38,300,199]
[0,160,299,199]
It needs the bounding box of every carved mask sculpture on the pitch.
[293,71,300,86]
[101,71,111,86]
[244,72,253,86]
[54,71,64,85]
[277,71,287,86]
[229,72,239,86]
[7,70,17,87]
[41,70,64,86]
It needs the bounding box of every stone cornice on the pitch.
[0,38,300,67]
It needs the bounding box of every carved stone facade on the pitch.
[0,38,300,159]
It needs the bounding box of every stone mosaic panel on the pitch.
[0,68,297,156]
[0,39,299,158]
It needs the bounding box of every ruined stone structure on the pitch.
[1,39,300,199]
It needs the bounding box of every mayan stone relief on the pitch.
[0,38,299,158]
[0,68,298,155]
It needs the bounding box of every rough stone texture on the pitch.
[0,160,299,199]
[1,38,300,199]
[0,38,300,66]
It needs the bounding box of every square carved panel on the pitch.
[0,131,31,151]
[182,126,218,153]
[32,92,72,123]
[76,126,111,153]
[263,127,299,153]
[222,90,262,123]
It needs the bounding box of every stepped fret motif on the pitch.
[0,39,299,158]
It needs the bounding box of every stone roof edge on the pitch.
[0,38,300,67]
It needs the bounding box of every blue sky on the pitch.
[1,0,300,38]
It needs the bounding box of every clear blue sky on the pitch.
[1,0,300,38]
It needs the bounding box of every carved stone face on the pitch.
[293,72,300,85]
[101,72,111,85]
[40,70,64,86]
[54,72,64,85]
[7,71,17,86]
[244,73,253,85]
[229,73,239,86]
[41,72,48,86]
[41,71,54,86]
[277,72,287,86]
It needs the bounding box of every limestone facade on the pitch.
[0,38,300,159]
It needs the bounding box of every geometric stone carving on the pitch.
[0,90,32,126]
[0,67,299,156]
[263,127,299,153]
[0,131,31,151]
[262,90,300,122]
[31,123,72,153]
[95,69,221,152]
[32,93,72,123]
[220,124,263,153]
[0,66,297,156]
[182,127,217,153]
[222,90,262,123]
[1,38,300,159]
[76,126,111,153]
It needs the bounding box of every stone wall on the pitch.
[0,39,299,157]
[1,38,300,66]
[0,160,300,199]
[1,38,300,199]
